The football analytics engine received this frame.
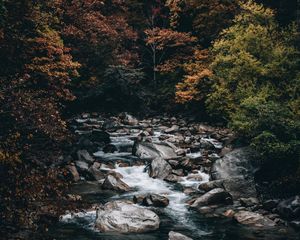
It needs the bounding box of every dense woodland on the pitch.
[0,0,299,237]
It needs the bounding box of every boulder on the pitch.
[88,162,106,181]
[77,149,94,163]
[95,201,160,233]
[120,113,139,126]
[168,231,193,240]
[164,174,181,183]
[234,211,276,228]
[200,138,222,150]
[149,157,172,179]
[191,188,233,208]
[133,141,178,160]
[149,194,169,207]
[172,169,185,176]
[90,130,110,144]
[277,196,300,220]
[133,194,169,208]
[75,161,95,180]
[211,148,258,200]
[102,175,130,192]
[198,180,224,192]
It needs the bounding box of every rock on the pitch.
[149,194,169,207]
[186,152,202,163]
[120,113,139,126]
[95,201,160,233]
[164,174,181,183]
[78,137,94,149]
[149,157,172,179]
[180,158,193,171]
[183,188,198,195]
[208,153,220,161]
[90,130,110,144]
[133,141,178,160]
[211,148,258,200]
[198,206,214,214]
[168,160,180,168]
[75,161,95,180]
[133,195,145,205]
[223,209,235,218]
[88,162,106,181]
[102,175,130,192]
[103,119,121,130]
[200,138,223,150]
[277,196,300,220]
[77,149,94,163]
[191,188,233,208]
[198,180,224,192]
[234,211,276,228]
[103,144,118,153]
[164,125,179,134]
[222,177,257,200]
[240,198,259,207]
[134,194,169,208]
[219,147,232,157]
[263,199,279,211]
[172,169,185,176]
[75,161,89,171]
[66,164,80,182]
[175,149,186,156]
[168,231,193,240]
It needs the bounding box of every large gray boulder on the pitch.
[95,201,160,233]
[191,188,233,208]
[234,211,276,228]
[133,141,178,160]
[149,157,173,179]
[102,175,130,192]
[168,231,193,240]
[211,148,258,200]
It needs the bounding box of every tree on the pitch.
[144,27,196,85]
[61,0,138,96]
[207,0,300,177]
[167,0,239,46]
[175,49,212,104]
[0,0,79,229]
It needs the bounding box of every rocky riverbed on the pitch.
[45,113,300,239]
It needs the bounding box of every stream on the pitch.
[45,114,299,240]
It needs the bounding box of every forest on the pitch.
[0,0,299,239]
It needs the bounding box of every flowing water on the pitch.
[46,124,299,240]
